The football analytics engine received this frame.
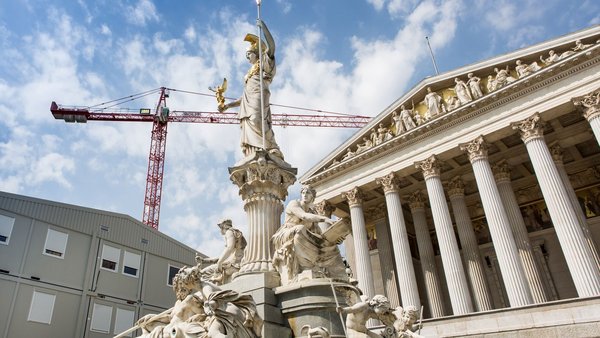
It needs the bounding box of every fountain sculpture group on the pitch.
[115,19,424,338]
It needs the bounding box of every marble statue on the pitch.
[392,111,404,135]
[370,129,379,146]
[493,66,516,89]
[376,123,390,145]
[453,78,472,104]
[197,219,246,285]
[486,75,497,93]
[131,266,263,338]
[300,324,331,338]
[399,105,417,132]
[413,112,423,126]
[342,147,356,161]
[391,306,423,338]
[337,295,396,338]
[514,59,541,78]
[560,39,593,60]
[356,137,373,153]
[467,73,483,99]
[220,19,283,161]
[446,95,460,111]
[272,185,349,285]
[540,50,559,65]
[422,87,445,120]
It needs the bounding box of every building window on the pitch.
[43,228,68,258]
[114,308,135,337]
[27,291,56,324]
[0,214,15,245]
[90,303,112,333]
[101,244,120,272]
[122,251,141,277]
[167,265,180,286]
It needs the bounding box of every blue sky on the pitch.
[1,0,599,257]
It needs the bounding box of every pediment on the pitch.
[301,25,600,185]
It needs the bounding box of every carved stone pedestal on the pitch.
[229,151,297,276]
[275,280,360,338]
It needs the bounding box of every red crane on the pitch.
[50,87,370,229]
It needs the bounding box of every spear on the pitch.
[255,0,267,151]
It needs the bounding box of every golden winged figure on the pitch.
[209,77,227,112]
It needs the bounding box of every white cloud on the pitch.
[126,0,159,26]
[26,153,76,188]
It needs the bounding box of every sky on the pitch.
[0,0,599,258]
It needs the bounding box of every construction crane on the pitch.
[50,87,370,230]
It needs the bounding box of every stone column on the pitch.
[446,176,494,311]
[573,89,600,145]
[512,113,600,297]
[492,162,548,303]
[408,190,445,318]
[415,155,473,315]
[549,144,600,267]
[342,187,376,300]
[314,200,336,233]
[374,219,402,308]
[376,172,421,308]
[459,136,533,307]
[229,151,297,280]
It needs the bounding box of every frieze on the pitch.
[305,39,600,186]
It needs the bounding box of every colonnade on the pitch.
[322,89,600,317]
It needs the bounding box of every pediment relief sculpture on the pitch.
[325,38,598,171]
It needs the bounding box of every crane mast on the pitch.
[50,88,370,229]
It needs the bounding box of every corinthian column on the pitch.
[446,176,493,311]
[492,162,548,303]
[409,190,445,318]
[342,187,375,300]
[415,156,473,315]
[375,173,421,308]
[549,144,600,268]
[459,136,533,307]
[573,89,600,145]
[229,151,297,280]
[512,113,600,297]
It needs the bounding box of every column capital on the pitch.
[342,187,364,207]
[408,190,427,211]
[375,172,400,194]
[459,135,489,163]
[314,200,335,217]
[572,89,600,122]
[549,143,564,164]
[447,176,465,198]
[492,161,512,183]
[511,112,546,143]
[415,154,442,179]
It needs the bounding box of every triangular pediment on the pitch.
[301,25,600,185]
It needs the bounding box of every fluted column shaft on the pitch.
[493,164,548,303]
[513,114,600,297]
[550,145,600,268]
[460,137,533,307]
[447,178,493,311]
[409,192,445,318]
[416,156,473,315]
[343,187,376,300]
[376,173,421,308]
[374,220,401,308]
